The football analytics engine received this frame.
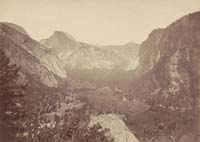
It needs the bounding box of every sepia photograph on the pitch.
[0,0,200,142]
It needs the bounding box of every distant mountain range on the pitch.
[0,11,200,92]
[40,31,140,70]
[0,23,140,87]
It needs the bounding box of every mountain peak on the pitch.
[123,42,140,48]
[53,31,76,41]
[0,22,29,36]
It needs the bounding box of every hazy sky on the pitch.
[0,0,200,45]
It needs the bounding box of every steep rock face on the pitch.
[130,12,200,142]
[89,114,139,142]
[41,31,140,70]
[132,11,200,138]
[135,29,163,75]
[0,23,66,87]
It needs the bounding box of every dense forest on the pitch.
[0,49,113,142]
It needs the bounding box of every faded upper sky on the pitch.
[0,0,200,45]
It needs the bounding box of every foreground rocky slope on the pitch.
[89,114,139,142]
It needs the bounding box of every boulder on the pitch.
[89,114,139,142]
